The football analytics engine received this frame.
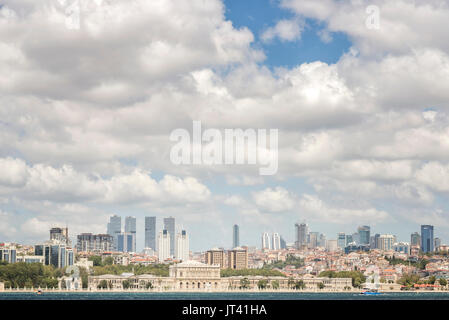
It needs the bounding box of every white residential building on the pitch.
[158,230,171,262]
[175,230,189,261]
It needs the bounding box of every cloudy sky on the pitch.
[1,0,449,251]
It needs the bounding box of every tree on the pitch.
[146,282,153,290]
[294,280,305,290]
[239,277,250,289]
[122,280,131,289]
[271,280,280,290]
[257,279,268,290]
[97,280,108,289]
[317,282,325,290]
[89,256,103,267]
[439,278,448,287]
[287,277,295,289]
[428,276,436,284]
[103,257,114,266]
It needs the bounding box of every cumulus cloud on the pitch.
[252,187,296,212]
[261,18,304,43]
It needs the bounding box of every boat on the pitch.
[360,289,382,295]
[36,289,43,295]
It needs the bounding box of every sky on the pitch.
[1,0,449,252]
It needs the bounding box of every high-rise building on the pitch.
[76,233,113,252]
[295,223,308,249]
[352,232,360,245]
[158,229,171,261]
[377,235,395,251]
[370,234,380,249]
[435,237,441,251]
[35,241,74,268]
[261,232,271,250]
[421,225,434,253]
[227,247,248,270]
[326,240,338,252]
[163,217,175,256]
[411,232,421,247]
[107,215,121,250]
[308,232,319,249]
[337,232,346,249]
[318,234,326,247]
[206,248,226,268]
[50,227,69,245]
[175,230,189,261]
[233,224,239,248]
[117,232,136,253]
[145,216,156,250]
[0,244,17,264]
[124,216,136,252]
[346,234,354,246]
[280,236,287,249]
[358,226,371,245]
[272,233,281,250]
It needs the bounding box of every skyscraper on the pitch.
[295,223,308,249]
[163,217,175,256]
[158,229,171,261]
[435,237,441,251]
[411,232,421,247]
[280,236,287,249]
[233,224,239,248]
[337,232,346,249]
[272,233,281,250]
[175,230,189,261]
[377,234,395,251]
[262,232,271,250]
[145,216,156,250]
[117,232,136,252]
[308,232,319,249]
[107,215,121,250]
[358,226,371,245]
[50,227,69,245]
[421,225,434,253]
[124,216,136,252]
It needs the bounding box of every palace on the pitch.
[88,260,352,291]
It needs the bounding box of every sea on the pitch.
[1,292,449,300]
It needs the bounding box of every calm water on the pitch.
[1,292,449,300]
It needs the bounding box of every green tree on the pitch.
[317,282,325,290]
[428,276,436,284]
[97,280,108,289]
[89,256,103,267]
[271,280,280,290]
[146,282,153,290]
[122,280,131,289]
[287,277,295,289]
[257,279,268,290]
[439,278,447,287]
[294,280,305,290]
[239,277,250,289]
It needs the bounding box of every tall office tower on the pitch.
[50,227,69,245]
[227,247,248,270]
[377,234,395,251]
[295,223,308,249]
[394,242,411,255]
[117,232,136,253]
[272,233,281,250]
[0,245,17,264]
[346,234,354,246]
[280,236,287,249]
[233,224,239,248]
[158,229,171,261]
[369,234,380,249]
[318,234,326,247]
[358,226,371,245]
[76,233,114,252]
[308,232,319,248]
[125,216,137,252]
[206,248,226,268]
[435,237,441,251]
[337,232,346,249]
[145,216,156,250]
[107,215,121,250]
[163,217,175,256]
[411,232,421,247]
[175,230,189,261]
[352,232,360,245]
[262,232,271,250]
[421,225,434,253]
[35,242,74,268]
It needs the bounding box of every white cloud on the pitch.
[252,187,296,212]
[261,18,304,42]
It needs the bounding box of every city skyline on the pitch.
[1,0,449,253]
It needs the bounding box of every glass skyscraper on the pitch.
[233,224,239,248]
[107,215,122,250]
[145,216,156,250]
[125,216,136,252]
[163,217,175,256]
[358,226,371,245]
[421,225,434,253]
